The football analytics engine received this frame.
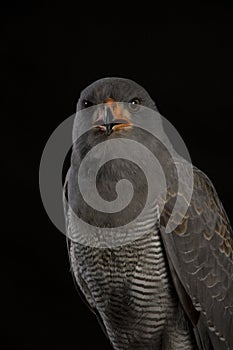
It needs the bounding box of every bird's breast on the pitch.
[73,228,178,348]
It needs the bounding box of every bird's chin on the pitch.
[93,124,132,136]
[112,124,132,132]
[93,125,107,132]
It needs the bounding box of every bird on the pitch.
[63,77,233,350]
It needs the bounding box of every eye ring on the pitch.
[83,100,94,108]
[129,98,141,112]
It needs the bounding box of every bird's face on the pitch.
[69,78,169,230]
[76,78,157,136]
[89,97,136,136]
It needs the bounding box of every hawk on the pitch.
[63,77,233,349]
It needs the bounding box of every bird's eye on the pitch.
[83,100,94,108]
[129,98,141,111]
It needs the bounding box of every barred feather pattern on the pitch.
[69,227,197,349]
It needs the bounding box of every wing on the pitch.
[63,172,109,339]
[160,166,233,350]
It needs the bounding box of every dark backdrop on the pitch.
[2,3,232,350]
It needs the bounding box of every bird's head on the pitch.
[76,77,157,136]
[68,78,179,231]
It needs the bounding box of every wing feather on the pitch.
[160,166,233,350]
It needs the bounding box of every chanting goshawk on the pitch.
[63,77,233,350]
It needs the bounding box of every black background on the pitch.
[2,3,233,350]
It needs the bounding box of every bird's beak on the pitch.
[103,106,115,136]
[93,99,132,135]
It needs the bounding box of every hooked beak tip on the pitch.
[106,123,113,136]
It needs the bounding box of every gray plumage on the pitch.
[64,77,233,349]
